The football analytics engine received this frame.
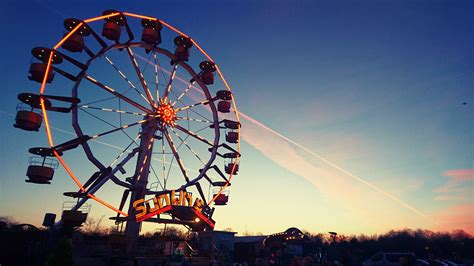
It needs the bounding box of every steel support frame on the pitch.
[124,121,157,254]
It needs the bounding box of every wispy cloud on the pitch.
[443,169,474,181]
[432,204,474,234]
[434,169,474,201]
[238,111,436,232]
[240,112,429,220]
[377,178,424,197]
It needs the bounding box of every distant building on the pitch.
[235,235,267,263]
[198,230,236,264]
[234,228,308,264]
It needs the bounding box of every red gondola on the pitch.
[14,93,51,131]
[141,19,162,45]
[15,107,42,131]
[216,90,232,100]
[223,119,240,130]
[102,10,124,41]
[226,131,239,143]
[103,21,121,41]
[28,63,54,83]
[173,36,193,63]
[213,188,230,206]
[61,210,88,227]
[225,162,239,175]
[62,33,84,52]
[218,101,231,113]
[25,147,60,184]
[198,61,217,85]
[61,202,90,227]
[200,71,214,85]
[28,48,62,83]
[61,18,90,53]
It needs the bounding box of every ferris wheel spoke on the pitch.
[151,54,169,88]
[91,118,150,139]
[172,81,196,107]
[79,107,124,131]
[163,128,191,182]
[185,105,212,122]
[164,155,175,190]
[161,131,167,189]
[162,63,179,102]
[149,163,165,191]
[168,87,210,120]
[169,127,206,165]
[82,79,139,106]
[176,116,212,124]
[109,134,141,167]
[153,51,160,101]
[126,47,156,108]
[175,99,211,112]
[174,124,213,146]
[82,96,117,106]
[84,75,152,113]
[195,123,214,134]
[163,129,207,202]
[79,107,143,149]
[79,105,147,116]
[104,56,151,106]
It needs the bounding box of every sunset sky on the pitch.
[0,0,472,236]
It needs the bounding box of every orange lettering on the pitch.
[133,198,147,220]
[193,198,203,212]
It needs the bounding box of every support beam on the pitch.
[124,121,157,254]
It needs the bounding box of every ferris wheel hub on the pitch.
[156,99,176,127]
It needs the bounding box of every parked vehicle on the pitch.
[442,260,458,266]
[428,260,449,266]
[363,252,416,266]
[417,259,430,266]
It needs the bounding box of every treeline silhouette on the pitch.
[1,216,473,264]
[302,229,473,264]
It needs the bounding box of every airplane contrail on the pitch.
[240,112,428,219]
[135,54,429,220]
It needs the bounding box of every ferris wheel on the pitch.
[14,10,241,237]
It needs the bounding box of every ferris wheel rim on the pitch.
[35,10,241,219]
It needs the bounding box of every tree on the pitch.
[80,215,107,236]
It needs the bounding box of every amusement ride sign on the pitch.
[132,190,213,228]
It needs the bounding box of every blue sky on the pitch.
[0,0,472,235]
